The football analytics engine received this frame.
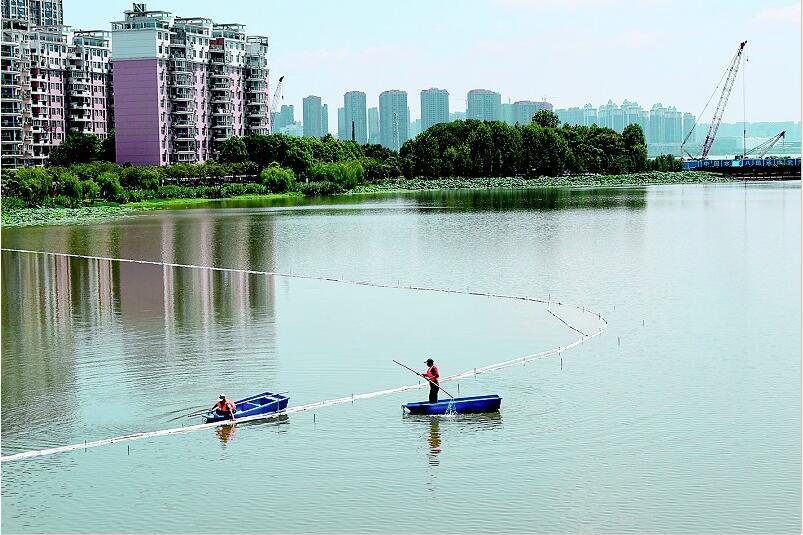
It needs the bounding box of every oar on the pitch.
[166,392,289,422]
[392,359,455,399]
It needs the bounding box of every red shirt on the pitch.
[216,399,237,413]
[424,364,439,384]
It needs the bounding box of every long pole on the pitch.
[392,360,455,399]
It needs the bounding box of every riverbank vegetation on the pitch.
[2,112,701,225]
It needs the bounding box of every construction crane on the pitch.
[682,41,747,160]
[268,75,285,133]
[745,131,786,159]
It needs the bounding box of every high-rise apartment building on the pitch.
[1,0,115,167]
[378,89,408,150]
[111,4,270,165]
[25,25,67,166]
[343,90,366,144]
[302,95,322,138]
[420,87,448,132]
[244,35,270,136]
[512,100,552,125]
[1,16,114,167]
[409,118,421,139]
[337,106,346,139]
[1,19,31,168]
[501,102,514,125]
[2,0,63,25]
[321,103,328,136]
[68,30,113,137]
[272,104,293,131]
[466,89,501,122]
[367,106,378,144]
[682,112,696,143]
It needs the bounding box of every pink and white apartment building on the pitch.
[111,4,270,166]
[1,18,112,168]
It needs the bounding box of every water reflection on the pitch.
[403,412,504,467]
[216,423,236,446]
[428,418,442,466]
[213,414,289,449]
[0,250,278,452]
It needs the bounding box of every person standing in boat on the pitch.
[421,358,439,403]
[212,394,237,421]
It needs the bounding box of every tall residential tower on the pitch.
[343,90,366,144]
[378,89,408,150]
[420,87,449,132]
[110,4,270,165]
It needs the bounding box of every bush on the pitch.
[308,160,364,189]
[296,180,344,196]
[95,172,125,201]
[155,185,195,199]
[15,168,52,206]
[81,179,101,200]
[45,194,78,208]
[231,160,260,178]
[260,164,295,193]
[649,154,683,172]
[54,172,83,200]
[220,183,267,197]
[1,197,26,211]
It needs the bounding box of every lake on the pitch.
[1,182,800,533]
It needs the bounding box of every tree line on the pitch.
[3,109,684,208]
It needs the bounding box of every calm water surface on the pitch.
[1,183,800,533]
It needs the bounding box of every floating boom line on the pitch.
[0,248,607,462]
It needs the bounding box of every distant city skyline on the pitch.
[60,0,801,134]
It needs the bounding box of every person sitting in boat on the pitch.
[212,394,237,420]
[421,359,439,403]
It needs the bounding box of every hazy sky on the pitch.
[66,0,800,132]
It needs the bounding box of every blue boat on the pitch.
[402,394,502,415]
[202,391,289,423]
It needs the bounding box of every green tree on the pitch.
[260,163,296,192]
[101,130,115,162]
[14,168,52,205]
[532,109,560,129]
[622,124,648,172]
[49,132,103,166]
[218,136,248,163]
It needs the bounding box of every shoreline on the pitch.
[0,172,782,229]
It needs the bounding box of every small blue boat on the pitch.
[402,394,502,415]
[202,391,289,423]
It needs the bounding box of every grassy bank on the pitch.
[2,171,727,228]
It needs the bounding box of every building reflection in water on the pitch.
[1,213,279,449]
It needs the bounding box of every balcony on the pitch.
[71,114,92,122]
[170,74,193,87]
[172,152,197,163]
[171,104,196,115]
[69,101,92,111]
[70,89,91,98]
[170,60,190,73]
[173,131,197,142]
[172,118,194,128]
[171,89,194,101]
